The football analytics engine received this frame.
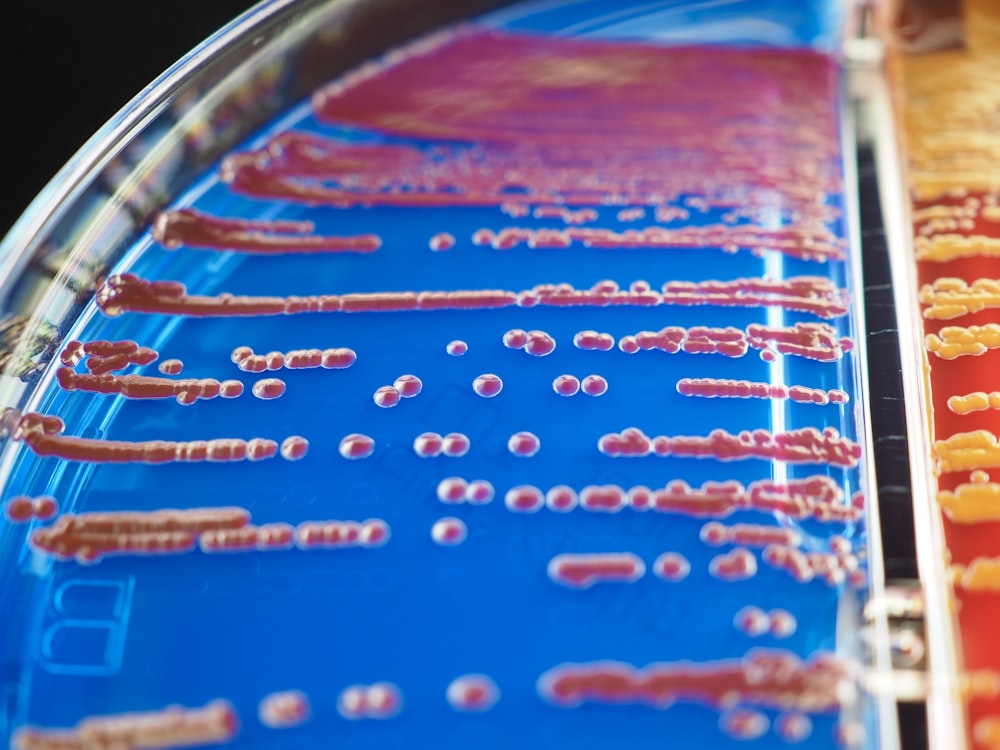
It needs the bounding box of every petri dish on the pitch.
[883,0,1000,747]
[0,1,900,748]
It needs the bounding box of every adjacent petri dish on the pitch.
[0,1,898,748]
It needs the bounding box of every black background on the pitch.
[0,1,257,238]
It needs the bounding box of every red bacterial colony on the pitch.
[200,523,296,553]
[441,432,470,457]
[659,277,849,318]
[252,378,286,400]
[11,701,238,750]
[242,31,842,237]
[153,207,380,254]
[358,519,391,547]
[429,232,456,251]
[338,433,375,459]
[27,504,390,563]
[219,381,244,398]
[597,426,861,468]
[503,329,528,349]
[677,377,848,405]
[373,386,401,408]
[500,328,556,356]
[617,208,646,222]
[504,485,544,513]
[37,498,58,520]
[490,476,858,522]
[769,609,798,638]
[734,607,798,638]
[295,519,390,549]
[472,373,503,398]
[436,477,468,503]
[337,683,402,720]
[537,649,849,712]
[628,486,653,511]
[414,432,444,458]
[14,412,280,464]
[446,675,500,712]
[552,375,581,396]
[58,367,244,406]
[761,545,862,588]
[258,691,310,729]
[573,330,615,351]
[436,477,494,505]
[579,485,626,513]
[524,330,556,357]
[5,496,58,523]
[98,273,519,317]
[709,548,757,581]
[656,206,689,222]
[29,506,242,563]
[580,375,608,397]
[232,345,356,372]
[700,521,802,548]
[734,606,771,637]
[507,431,541,457]
[531,206,597,224]
[431,517,467,546]
[60,339,158,374]
[836,721,866,748]
[157,358,184,375]
[609,322,853,362]
[618,336,640,354]
[393,374,422,397]
[4,497,34,523]
[280,436,309,461]
[470,226,844,263]
[547,553,645,589]
[719,708,769,740]
[762,545,816,584]
[775,712,813,742]
[465,479,495,505]
[653,552,691,582]
[545,486,578,512]
[313,348,358,369]
[501,203,529,218]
